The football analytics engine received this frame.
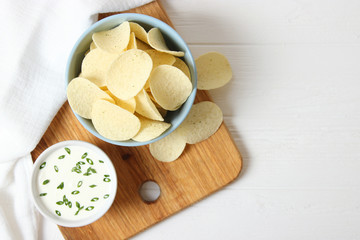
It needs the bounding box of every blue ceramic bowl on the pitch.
[66,13,197,147]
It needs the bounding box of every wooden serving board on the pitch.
[31,1,242,239]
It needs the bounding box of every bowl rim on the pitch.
[65,13,197,147]
[30,140,117,227]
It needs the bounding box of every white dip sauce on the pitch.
[36,145,113,220]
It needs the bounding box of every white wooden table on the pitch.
[47,0,360,239]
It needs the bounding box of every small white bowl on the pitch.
[30,140,117,227]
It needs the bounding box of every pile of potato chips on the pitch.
[67,21,193,142]
[67,21,233,162]
[149,51,233,162]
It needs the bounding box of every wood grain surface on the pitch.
[31,1,242,239]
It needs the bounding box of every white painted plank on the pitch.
[163,0,360,44]
[133,189,360,240]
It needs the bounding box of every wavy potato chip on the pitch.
[132,115,171,142]
[67,77,114,119]
[145,49,176,69]
[195,52,232,90]
[150,65,192,111]
[105,90,136,113]
[149,129,186,162]
[135,89,163,121]
[106,49,152,100]
[92,21,130,54]
[142,50,175,90]
[80,48,119,87]
[127,32,137,50]
[129,22,148,43]
[91,99,140,141]
[178,101,223,144]
[147,28,185,57]
[172,57,191,80]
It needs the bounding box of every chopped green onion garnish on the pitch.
[86,158,94,165]
[81,152,88,159]
[39,162,46,170]
[57,182,64,190]
[85,206,94,211]
[65,147,71,154]
[42,179,50,185]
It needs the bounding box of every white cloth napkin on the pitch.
[0,0,153,239]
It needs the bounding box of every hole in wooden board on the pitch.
[139,180,161,203]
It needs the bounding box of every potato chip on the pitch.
[172,57,191,80]
[149,129,186,162]
[178,101,223,144]
[67,77,114,119]
[149,65,192,111]
[145,49,176,69]
[127,32,137,50]
[135,89,164,121]
[92,21,130,54]
[195,52,232,90]
[105,90,136,113]
[147,28,185,57]
[106,49,152,100]
[129,22,148,43]
[136,39,152,50]
[81,49,119,87]
[90,41,97,50]
[91,100,140,141]
[132,115,171,142]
